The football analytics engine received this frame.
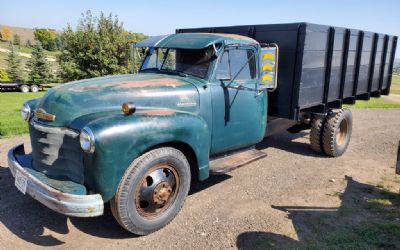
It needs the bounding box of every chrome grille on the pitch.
[29,122,84,184]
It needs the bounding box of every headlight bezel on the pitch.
[21,103,31,121]
[80,127,95,153]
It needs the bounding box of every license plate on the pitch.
[15,170,28,195]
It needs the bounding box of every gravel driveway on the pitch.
[0,109,399,249]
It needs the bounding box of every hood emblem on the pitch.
[34,108,56,121]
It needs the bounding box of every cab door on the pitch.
[210,46,267,155]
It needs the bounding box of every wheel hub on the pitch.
[336,119,348,146]
[153,182,173,205]
[135,164,179,218]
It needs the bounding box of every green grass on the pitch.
[343,74,400,108]
[0,92,44,138]
[391,74,400,95]
[0,41,59,57]
[345,97,400,108]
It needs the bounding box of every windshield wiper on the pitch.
[140,67,161,72]
[159,69,187,77]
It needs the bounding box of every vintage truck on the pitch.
[7,23,397,235]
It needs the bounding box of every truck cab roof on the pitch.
[135,33,258,49]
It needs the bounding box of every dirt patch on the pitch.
[383,94,400,103]
[0,109,399,249]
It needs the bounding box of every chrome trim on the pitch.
[21,103,31,121]
[7,144,104,217]
[80,127,95,153]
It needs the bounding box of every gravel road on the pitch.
[0,109,399,249]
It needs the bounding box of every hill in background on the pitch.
[0,25,38,45]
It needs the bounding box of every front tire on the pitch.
[322,109,352,157]
[111,147,191,235]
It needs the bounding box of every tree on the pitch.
[1,26,12,41]
[0,69,10,81]
[27,44,52,84]
[26,39,33,47]
[34,28,59,51]
[6,45,23,81]
[13,34,21,46]
[58,10,137,81]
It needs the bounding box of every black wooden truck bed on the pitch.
[177,23,398,120]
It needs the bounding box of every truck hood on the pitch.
[35,73,200,128]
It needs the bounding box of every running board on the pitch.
[209,149,267,175]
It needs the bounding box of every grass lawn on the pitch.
[0,41,60,57]
[0,92,44,138]
[346,97,400,109]
[391,74,400,95]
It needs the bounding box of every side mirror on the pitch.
[259,44,279,91]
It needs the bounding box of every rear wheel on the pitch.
[111,147,191,235]
[310,115,325,153]
[322,109,352,157]
[30,85,39,92]
[20,85,29,93]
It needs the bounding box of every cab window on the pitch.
[216,49,256,81]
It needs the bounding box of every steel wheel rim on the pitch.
[135,164,180,218]
[336,119,348,146]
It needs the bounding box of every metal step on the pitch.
[209,149,267,175]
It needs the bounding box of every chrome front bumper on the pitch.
[7,144,104,217]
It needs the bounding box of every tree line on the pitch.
[0,10,147,84]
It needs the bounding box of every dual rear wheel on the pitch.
[310,108,352,157]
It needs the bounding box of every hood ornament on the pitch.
[34,108,56,121]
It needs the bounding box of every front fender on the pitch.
[84,109,210,202]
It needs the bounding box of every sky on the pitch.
[1,0,399,57]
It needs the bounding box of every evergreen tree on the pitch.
[13,34,21,46]
[6,45,23,81]
[27,44,52,84]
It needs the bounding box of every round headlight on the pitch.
[80,127,95,153]
[21,103,31,121]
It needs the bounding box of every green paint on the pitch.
[21,33,269,202]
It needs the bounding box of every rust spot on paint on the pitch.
[112,78,184,89]
[138,109,176,116]
[71,78,185,92]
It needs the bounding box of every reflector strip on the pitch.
[262,64,273,71]
[262,74,273,81]
[263,53,274,60]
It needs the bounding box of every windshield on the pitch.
[140,47,214,78]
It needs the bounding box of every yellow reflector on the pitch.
[263,53,275,60]
[262,64,273,71]
[262,74,273,82]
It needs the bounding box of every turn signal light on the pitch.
[122,102,136,115]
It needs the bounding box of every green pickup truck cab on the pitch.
[8,23,397,235]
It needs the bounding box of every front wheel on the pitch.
[111,147,191,235]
